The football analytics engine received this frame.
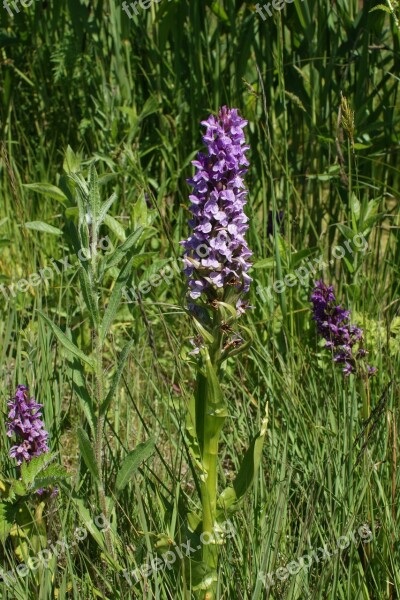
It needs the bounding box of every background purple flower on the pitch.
[181,107,252,310]
[310,280,376,377]
[6,384,49,465]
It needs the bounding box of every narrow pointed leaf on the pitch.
[101,340,134,416]
[104,226,144,271]
[217,404,269,513]
[77,428,100,482]
[78,266,100,326]
[37,311,95,369]
[24,221,62,236]
[116,438,155,492]
[98,192,117,227]
[71,364,97,434]
[100,260,133,343]
[103,214,126,241]
[23,183,68,204]
[88,164,101,226]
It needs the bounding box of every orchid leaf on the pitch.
[217,404,268,515]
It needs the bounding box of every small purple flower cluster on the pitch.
[181,107,252,311]
[310,280,376,377]
[6,385,49,465]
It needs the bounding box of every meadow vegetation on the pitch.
[0,0,399,598]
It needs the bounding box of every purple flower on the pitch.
[36,486,59,498]
[181,107,252,312]
[310,281,376,377]
[6,385,49,465]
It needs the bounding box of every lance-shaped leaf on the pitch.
[100,258,134,343]
[71,363,97,434]
[78,265,100,327]
[23,183,68,204]
[103,226,144,272]
[70,173,89,210]
[79,219,90,255]
[116,438,155,491]
[104,214,126,241]
[215,301,238,321]
[185,392,203,471]
[88,164,101,228]
[63,145,82,175]
[24,221,63,236]
[65,219,83,259]
[184,397,205,533]
[197,349,228,448]
[217,404,269,515]
[69,173,90,249]
[37,311,95,369]
[192,318,214,346]
[77,428,100,482]
[71,497,108,556]
[59,174,76,207]
[97,192,117,228]
[101,340,134,416]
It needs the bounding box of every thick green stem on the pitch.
[201,434,219,569]
[196,325,224,599]
[198,410,221,600]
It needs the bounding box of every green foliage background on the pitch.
[0,0,399,598]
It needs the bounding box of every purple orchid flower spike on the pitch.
[6,385,49,465]
[310,280,376,377]
[181,106,252,314]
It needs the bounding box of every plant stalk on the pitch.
[91,234,113,558]
[197,325,224,599]
[94,332,114,557]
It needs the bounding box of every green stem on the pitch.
[201,433,219,570]
[358,378,373,572]
[198,411,221,600]
[94,332,114,557]
[91,237,113,557]
[197,325,224,599]
[95,334,104,472]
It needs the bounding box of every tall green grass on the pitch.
[1,0,399,598]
